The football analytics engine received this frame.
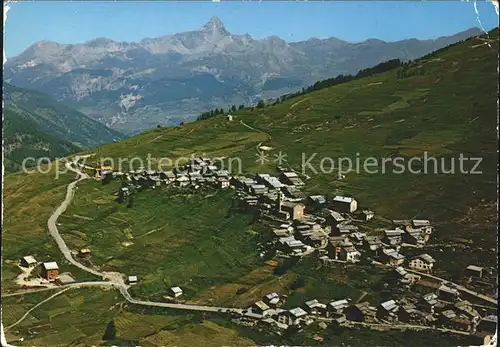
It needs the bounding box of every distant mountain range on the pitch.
[4,17,482,134]
[3,83,126,171]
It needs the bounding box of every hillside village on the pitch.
[2,8,498,345]
[21,156,488,338]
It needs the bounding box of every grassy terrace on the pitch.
[3,287,256,347]
[58,180,262,300]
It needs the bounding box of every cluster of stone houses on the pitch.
[106,157,443,274]
[112,157,233,199]
[90,157,497,337]
[17,256,74,285]
[388,219,435,247]
[238,288,497,336]
[240,292,348,332]
[230,169,439,271]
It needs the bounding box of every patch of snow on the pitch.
[119,93,143,111]
[18,59,39,69]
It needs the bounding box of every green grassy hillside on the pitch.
[84,29,497,255]
[4,107,81,172]
[3,83,128,172]
[4,83,127,147]
[2,287,256,346]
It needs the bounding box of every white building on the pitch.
[412,220,431,227]
[253,300,270,315]
[264,292,280,306]
[304,299,327,315]
[288,307,308,325]
[362,210,375,221]
[328,299,350,314]
[20,255,37,268]
[42,261,59,271]
[409,254,435,271]
[332,196,358,213]
[171,286,183,297]
[340,247,361,263]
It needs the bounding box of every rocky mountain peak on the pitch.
[86,37,117,46]
[200,16,229,36]
[4,24,483,135]
[19,40,64,60]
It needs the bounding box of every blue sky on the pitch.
[5,1,499,57]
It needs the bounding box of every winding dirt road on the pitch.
[47,159,107,279]
[44,156,243,314]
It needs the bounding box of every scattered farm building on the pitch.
[346,301,377,322]
[412,220,431,227]
[418,293,440,313]
[383,229,405,246]
[56,273,76,285]
[170,286,183,297]
[20,256,37,268]
[363,236,382,251]
[218,177,230,189]
[78,248,92,258]
[377,299,399,319]
[339,247,361,263]
[279,236,307,253]
[397,304,427,323]
[454,301,480,321]
[326,211,346,233]
[307,195,327,209]
[251,184,268,195]
[283,186,305,200]
[97,166,114,176]
[119,187,131,199]
[272,228,290,238]
[41,261,59,280]
[127,276,138,284]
